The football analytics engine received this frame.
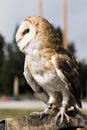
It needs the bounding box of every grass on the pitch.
[0,109,43,121]
[0,109,87,119]
[81,110,87,115]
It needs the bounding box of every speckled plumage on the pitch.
[16,16,82,124]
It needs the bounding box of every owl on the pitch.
[16,16,82,124]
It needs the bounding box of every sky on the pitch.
[0,0,87,61]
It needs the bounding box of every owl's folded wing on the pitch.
[51,47,82,108]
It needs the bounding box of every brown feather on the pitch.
[53,47,82,108]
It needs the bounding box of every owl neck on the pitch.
[23,37,56,60]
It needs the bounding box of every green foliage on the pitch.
[55,27,63,45]
[1,46,24,94]
[0,34,5,91]
[0,34,5,67]
[78,60,87,98]
[0,29,32,95]
[68,43,76,56]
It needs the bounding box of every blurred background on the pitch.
[0,0,87,118]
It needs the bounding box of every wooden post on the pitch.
[38,0,42,16]
[13,76,19,99]
[62,0,68,49]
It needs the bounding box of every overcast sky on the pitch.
[0,0,87,61]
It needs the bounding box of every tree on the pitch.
[0,34,5,68]
[55,27,63,45]
[0,25,32,95]
[78,60,87,98]
[0,34,5,93]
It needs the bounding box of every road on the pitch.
[0,100,87,109]
[0,100,46,109]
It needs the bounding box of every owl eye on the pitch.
[23,28,29,35]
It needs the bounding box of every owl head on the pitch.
[16,16,58,53]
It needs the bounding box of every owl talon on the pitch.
[30,111,49,119]
[55,107,70,125]
[30,107,49,119]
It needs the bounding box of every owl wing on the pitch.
[51,47,82,108]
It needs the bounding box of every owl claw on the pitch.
[30,111,49,119]
[55,107,70,125]
[30,107,49,119]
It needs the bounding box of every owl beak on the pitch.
[16,37,22,44]
[15,31,23,44]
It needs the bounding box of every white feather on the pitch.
[16,21,36,51]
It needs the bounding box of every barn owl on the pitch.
[16,16,82,124]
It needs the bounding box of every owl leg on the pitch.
[30,93,51,118]
[30,94,57,118]
[30,92,58,118]
[55,89,70,124]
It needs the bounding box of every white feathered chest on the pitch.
[24,40,64,92]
